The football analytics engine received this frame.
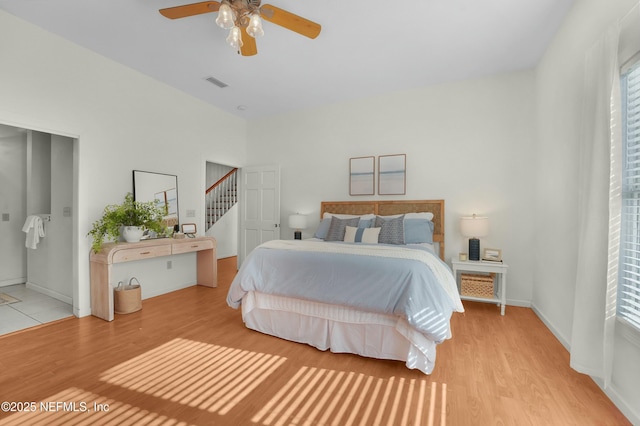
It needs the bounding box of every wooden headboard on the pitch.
[320,200,445,260]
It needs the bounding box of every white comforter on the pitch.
[228,240,463,343]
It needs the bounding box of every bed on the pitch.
[226,200,464,374]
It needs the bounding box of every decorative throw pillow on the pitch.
[404,212,434,220]
[343,226,381,244]
[314,217,332,239]
[358,218,374,228]
[375,215,405,245]
[404,219,434,244]
[324,213,376,228]
[325,216,360,241]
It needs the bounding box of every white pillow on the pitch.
[323,212,375,220]
[344,226,381,244]
[377,212,434,220]
[361,227,381,243]
[405,212,434,220]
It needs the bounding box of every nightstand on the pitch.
[451,259,509,315]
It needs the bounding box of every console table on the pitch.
[90,236,216,321]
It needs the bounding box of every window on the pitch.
[619,59,640,330]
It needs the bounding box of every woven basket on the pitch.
[461,273,494,298]
[114,278,142,314]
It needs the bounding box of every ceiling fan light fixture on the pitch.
[226,26,243,49]
[246,13,264,38]
[216,2,236,30]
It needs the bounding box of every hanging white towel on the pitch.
[22,215,46,249]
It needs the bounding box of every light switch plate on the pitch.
[1,213,9,222]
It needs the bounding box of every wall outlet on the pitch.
[63,207,71,217]
[167,260,172,269]
[186,209,196,217]
[1,213,8,222]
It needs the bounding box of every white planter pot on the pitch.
[122,226,144,242]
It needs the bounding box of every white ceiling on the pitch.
[0,0,575,120]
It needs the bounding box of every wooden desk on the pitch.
[90,236,216,321]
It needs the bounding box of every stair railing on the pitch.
[205,168,238,230]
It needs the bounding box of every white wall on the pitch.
[534,0,640,422]
[207,204,238,259]
[0,125,26,286]
[24,132,74,302]
[247,70,537,306]
[0,10,247,317]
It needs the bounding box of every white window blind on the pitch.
[619,59,640,330]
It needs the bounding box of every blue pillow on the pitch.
[314,218,332,239]
[358,218,374,228]
[404,219,434,244]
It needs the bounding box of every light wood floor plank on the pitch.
[0,256,630,425]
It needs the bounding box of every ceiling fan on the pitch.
[159,1,321,56]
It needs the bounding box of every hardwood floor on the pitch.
[0,256,629,425]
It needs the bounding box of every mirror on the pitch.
[132,170,179,231]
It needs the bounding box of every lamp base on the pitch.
[294,231,302,240]
[468,238,480,261]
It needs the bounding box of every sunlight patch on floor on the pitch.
[99,338,287,415]
[251,367,447,426]
[0,387,194,426]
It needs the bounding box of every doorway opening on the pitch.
[0,122,77,335]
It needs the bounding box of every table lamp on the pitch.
[288,214,308,240]
[460,214,489,261]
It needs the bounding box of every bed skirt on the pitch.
[241,291,439,375]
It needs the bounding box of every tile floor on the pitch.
[0,284,73,336]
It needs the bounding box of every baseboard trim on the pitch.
[531,303,638,424]
[506,298,531,308]
[75,306,89,318]
[25,282,72,305]
[595,378,640,425]
[0,278,27,287]
[530,302,571,351]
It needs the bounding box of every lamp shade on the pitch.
[216,3,235,29]
[288,214,308,230]
[460,215,489,238]
[226,26,243,49]
[246,13,264,38]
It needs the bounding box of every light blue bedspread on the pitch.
[227,240,463,343]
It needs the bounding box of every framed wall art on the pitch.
[482,248,503,262]
[378,154,406,195]
[349,156,375,196]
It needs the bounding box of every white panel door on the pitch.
[239,164,280,265]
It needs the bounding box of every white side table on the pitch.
[451,259,509,315]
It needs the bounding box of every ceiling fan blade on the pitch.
[240,27,258,56]
[159,1,220,19]
[259,4,321,39]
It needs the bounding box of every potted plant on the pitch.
[88,192,165,253]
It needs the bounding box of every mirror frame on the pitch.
[132,170,179,230]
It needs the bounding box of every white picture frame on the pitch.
[482,248,502,262]
[349,156,375,196]
[378,154,406,195]
[181,223,197,235]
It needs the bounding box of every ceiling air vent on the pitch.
[205,76,228,88]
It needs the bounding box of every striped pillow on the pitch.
[343,226,381,244]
